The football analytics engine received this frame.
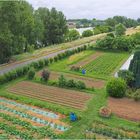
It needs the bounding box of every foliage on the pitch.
[66,29,80,41]
[82,30,93,37]
[106,78,127,98]
[58,75,67,87]
[96,35,134,51]
[129,50,140,88]
[41,69,50,82]
[45,8,68,45]
[27,68,35,80]
[118,70,134,86]
[133,89,140,101]
[115,23,126,36]
[94,25,112,35]
[58,75,86,89]
[76,81,86,89]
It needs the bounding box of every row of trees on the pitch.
[0,1,68,64]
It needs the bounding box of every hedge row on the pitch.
[0,45,88,85]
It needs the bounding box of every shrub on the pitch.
[44,59,49,66]
[66,79,76,88]
[118,70,134,86]
[27,68,35,80]
[133,89,140,101]
[106,78,127,98]
[99,106,112,118]
[70,66,80,72]
[0,75,6,84]
[41,69,50,82]
[82,30,93,37]
[115,23,126,36]
[58,75,67,87]
[76,81,86,89]
[38,60,45,68]
[22,66,30,74]
[49,58,53,64]
[16,68,24,77]
[54,56,58,62]
[31,61,39,69]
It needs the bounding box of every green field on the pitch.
[84,52,129,76]
[49,50,129,79]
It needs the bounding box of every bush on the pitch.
[44,59,49,66]
[106,78,127,98]
[133,89,140,101]
[49,58,53,64]
[41,69,50,82]
[58,75,67,87]
[27,68,35,80]
[76,81,86,89]
[0,75,6,84]
[118,70,134,86]
[66,79,76,88]
[82,30,93,37]
[38,60,45,68]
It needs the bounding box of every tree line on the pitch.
[0,0,68,64]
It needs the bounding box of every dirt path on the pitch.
[71,52,103,67]
[38,71,105,89]
[108,97,140,122]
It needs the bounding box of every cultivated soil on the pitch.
[108,97,140,122]
[44,71,105,89]
[8,81,92,110]
[71,52,103,68]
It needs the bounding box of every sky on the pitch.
[27,0,140,20]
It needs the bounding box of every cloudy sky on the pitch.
[27,0,140,19]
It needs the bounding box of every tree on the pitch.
[66,29,80,41]
[82,30,93,37]
[118,70,134,86]
[113,36,134,51]
[0,1,35,54]
[115,23,126,36]
[34,8,49,46]
[45,8,68,45]
[0,24,13,64]
[106,78,127,98]
[129,50,140,88]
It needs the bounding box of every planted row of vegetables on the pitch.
[0,104,68,131]
[83,52,128,76]
[0,113,58,139]
[86,121,140,139]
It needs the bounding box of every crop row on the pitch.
[0,97,59,119]
[83,53,128,75]
[0,112,58,139]
[0,104,68,131]
[86,121,140,139]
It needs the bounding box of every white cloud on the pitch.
[27,0,140,19]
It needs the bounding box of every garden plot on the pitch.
[8,81,92,110]
[0,97,69,132]
[39,71,105,88]
[108,97,140,121]
[71,52,103,68]
[83,52,129,76]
